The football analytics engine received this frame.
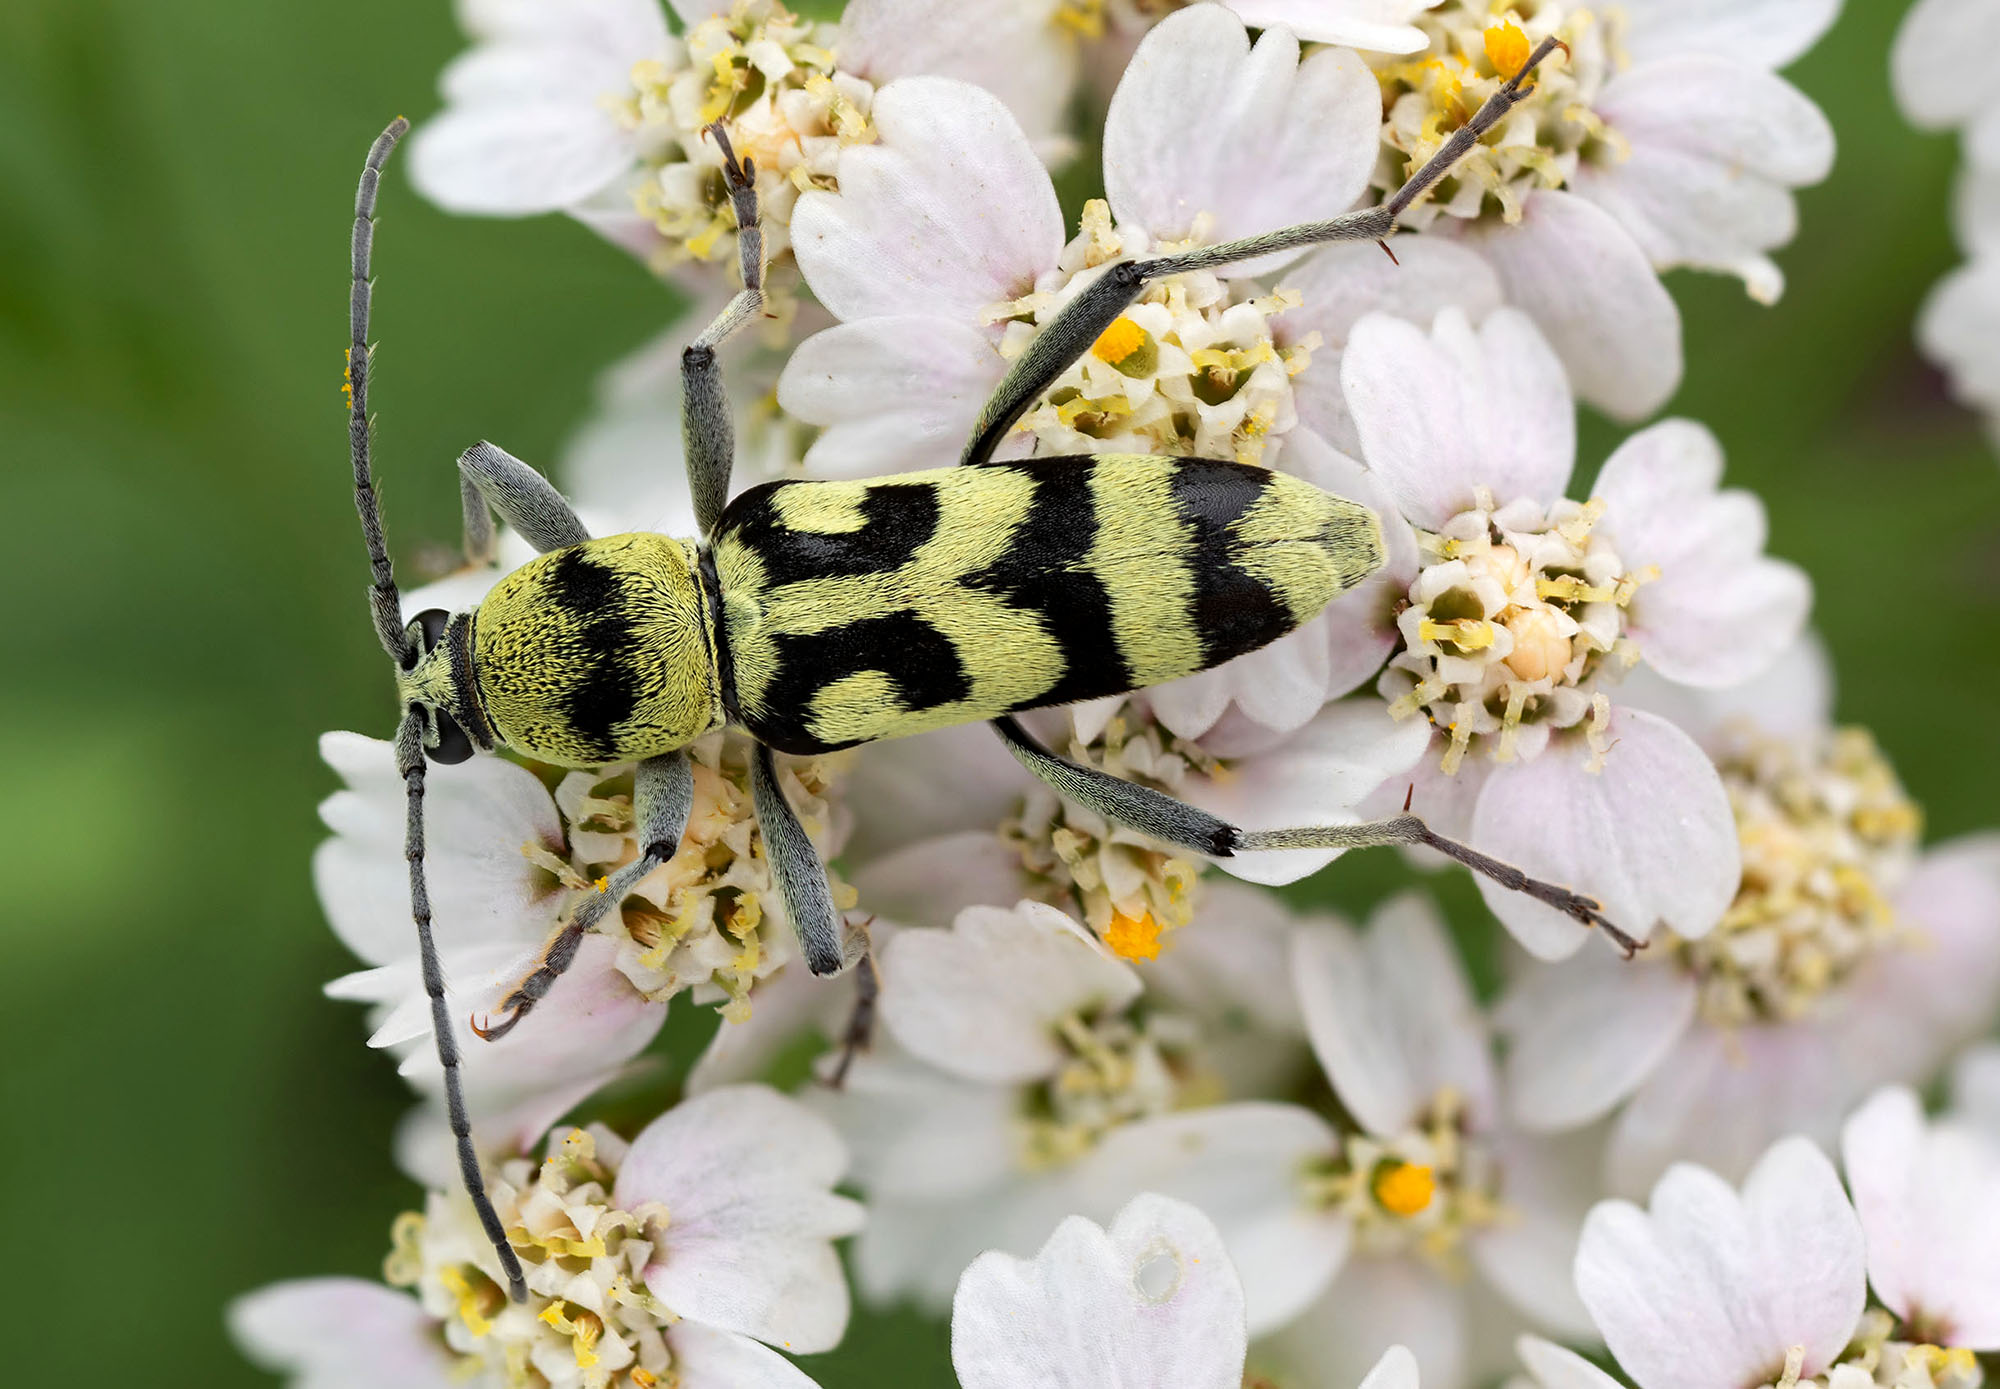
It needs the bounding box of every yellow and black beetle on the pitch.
[344,39,1616,1300]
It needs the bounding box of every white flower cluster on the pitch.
[238,3,2000,1388]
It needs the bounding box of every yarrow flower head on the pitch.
[231,1087,863,1389]
[1499,640,2000,1192]
[1342,304,1809,958]
[410,0,1082,309]
[1574,1117,1996,1389]
[1068,894,1594,1387]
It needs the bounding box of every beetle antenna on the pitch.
[350,116,415,670]
[396,711,529,1302]
[352,121,527,1303]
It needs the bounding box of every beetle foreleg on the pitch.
[473,750,695,1042]
[748,741,851,977]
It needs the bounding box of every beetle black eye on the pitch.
[428,708,475,765]
[415,608,452,652]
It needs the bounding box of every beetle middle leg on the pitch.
[748,741,852,977]
[474,749,695,1042]
[682,123,767,537]
[990,715,1644,956]
[959,36,1565,470]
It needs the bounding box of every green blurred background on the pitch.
[3,0,1995,1382]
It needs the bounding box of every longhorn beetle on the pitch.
[345,37,1619,1301]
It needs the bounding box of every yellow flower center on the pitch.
[1104,909,1164,961]
[1484,19,1533,77]
[1374,1161,1437,1217]
[1091,315,1149,366]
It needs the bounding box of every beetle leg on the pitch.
[683,123,767,537]
[960,37,1565,469]
[748,740,848,977]
[456,441,591,561]
[474,750,695,1041]
[990,715,1644,957]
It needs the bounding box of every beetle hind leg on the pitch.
[991,716,1643,957]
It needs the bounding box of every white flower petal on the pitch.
[1263,1257,1465,1389]
[880,902,1142,1083]
[1918,256,2000,418]
[1071,1104,1348,1336]
[1450,190,1683,422]
[853,831,1036,926]
[1515,1334,1626,1389]
[313,732,564,964]
[1614,632,1834,750]
[1357,1344,1424,1389]
[1222,0,1438,54]
[1342,306,1575,528]
[950,1193,1249,1389]
[1282,240,1505,456]
[668,1321,824,1389]
[840,720,1034,863]
[837,0,1076,147]
[825,1052,1019,1202]
[1104,7,1378,275]
[614,1086,865,1353]
[1498,952,1698,1131]
[1892,0,2000,129]
[1578,59,1831,295]
[792,77,1063,324]
[1470,1128,1600,1339]
[1285,430,1421,700]
[229,1278,449,1388]
[1594,418,1810,689]
[464,0,671,54]
[1470,708,1740,960]
[409,98,637,215]
[1843,1086,2000,1347]
[780,317,1007,477]
[1577,1138,1864,1389]
[1188,697,1432,885]
[1617,0,1841,70]
[1293,894,1492,1137]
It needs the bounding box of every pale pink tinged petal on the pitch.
[879,902,1142,1083]
[1470,709,1740,960]
[838,0,1076,147]
[436,40,633,109]
[1191,698,1432,885]
[1294,894,1492,1137]
[1877,835,2000,1047]
[1221,0,1438,54]
[1265,1257,1466,1389]
[229,1279,451,1389]
[1343,306,1575,528]
[1103,8,1378,275]
[1471,1129,1600,1338]
[1452,190,1682,422]
[1360,738,1488,850]
[853,832,1035,927]
[665,1,728,25]
[1953,1043,2000,1139]
[1515,1334,1626,1389]
[840,721,1033,863]
[686,961,827,1094]
[1282,241,1504,455]
[667,1321,824,1389]
[1149,876,1311,1038]
[1594,419,1811,689]
[791,77,1064,324]
[313,733,564,964]
[460,0,671,55]
[1741,1138,1868,1375]
[408,100,636,215]
[1892,0,2000,128]
[824,1053,1018,1201]
[1498,951,1696,1131]
[1151,621,1333,741]
[1074,1104,1347,1336]
[1617,0,1841,70]
[1281,429,1418,699]
[1840,1087,1928,1323]
[1605,1021,1850,1196]
[1577,61,1830,296]
[1955,114,2000,255]
[1619,632,1834,750]
[780,318,1006,478]
[616,1085,863,1353]
[951,1193,1249,1389]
